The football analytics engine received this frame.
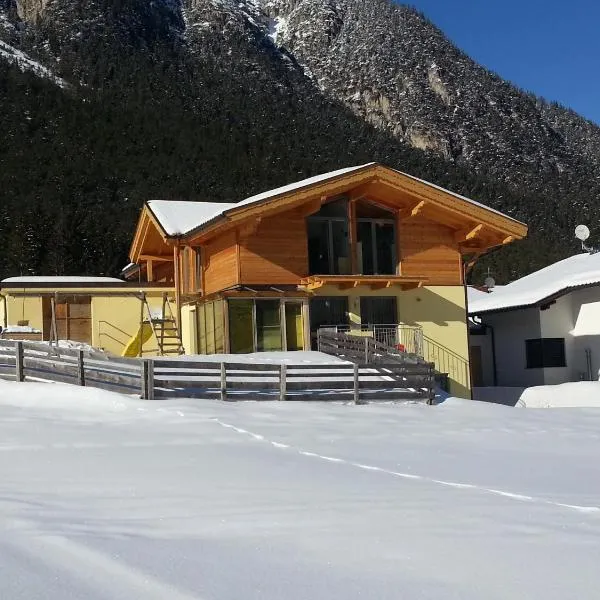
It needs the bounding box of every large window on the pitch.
[525,338,566,369]
[307,199,350,275]
[356,201,397,275]
[360,297,397,326]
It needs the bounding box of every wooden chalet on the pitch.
[128,163,527,396]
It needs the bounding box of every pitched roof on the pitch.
[469,253,600,315]
[145,163,524,239]
[148,200,237,237]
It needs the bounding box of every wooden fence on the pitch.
[0,340,434,403]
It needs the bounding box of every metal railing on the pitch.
[318,324,424,357]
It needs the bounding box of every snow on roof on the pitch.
[233,164,376,209]
[467,287,490,305]
[469,253,600,315]
[148,200,237,237]
[147,163,520,238]
[1,276,125,285]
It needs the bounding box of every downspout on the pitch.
[462,259,474,399]
[488,322,498,386]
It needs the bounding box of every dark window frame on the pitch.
[525,338,566,369]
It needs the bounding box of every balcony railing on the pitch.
[318,324,424,357]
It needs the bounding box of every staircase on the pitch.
[142,293,184,356]
[317,329,436,402]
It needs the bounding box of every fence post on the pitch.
[77,350,85,386]
[220,362,227,401]
[141,360,148,399]
[147,359,155,400]
[15,341,24,382]
[141,359,155,400]
[279,364,287,401]
[353,363,360,404]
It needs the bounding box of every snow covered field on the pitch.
[1,381,600,599]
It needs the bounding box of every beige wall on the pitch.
[1,289,173,357]
[0,295,6,328]
[314,284,471,398]
[92,293,166,356]
[180,304,198,355]
[4,295,44,331]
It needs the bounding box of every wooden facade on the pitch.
[127,164,527,395]
[130,165,526,301]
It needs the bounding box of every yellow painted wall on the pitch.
[180,304,198,355]
[91,294,166,356]
[0,295,6,328]
[4,295,44,331]
[398,286,470,398]
[314,285,471,398]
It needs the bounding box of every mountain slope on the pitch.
[0,0,598,284]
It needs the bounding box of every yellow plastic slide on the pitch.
[121,323,154,357]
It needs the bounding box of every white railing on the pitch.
[318,324,424,357]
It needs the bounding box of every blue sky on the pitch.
[406,1,600,124]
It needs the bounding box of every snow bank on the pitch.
[2,325,41,334]
[518,381,600,408]
[173,350,348,365]
[0,379,132,414]
[2,390,600,599]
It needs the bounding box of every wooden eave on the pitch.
[300,275,429,292]
[129,204,176,264]
[181,165,527,250]
[374,166,528,241]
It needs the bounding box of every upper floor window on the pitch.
[356,201,397,275]
[525,338,566,369]
[307,198,350,275]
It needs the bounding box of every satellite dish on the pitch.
[575,225,590,242]
[484,276,496,289]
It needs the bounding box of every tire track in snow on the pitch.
[212,418,600,515]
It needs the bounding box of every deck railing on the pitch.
[0,340,433,403]
[318,324,424,357]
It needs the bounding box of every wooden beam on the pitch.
[237,217,262,239]
[139,254,173,262]
[348,199,358,274]
[369,281,393,290]
[455,224,484,243]
[146,259,154,282]
[297,196,324,218]
[173,244,182,328]
[399,200,426,219]
[401,282,423,291]
[502,235,514,245]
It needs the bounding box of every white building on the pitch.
[468,253,600,388]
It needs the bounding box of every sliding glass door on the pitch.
[228,299,305,353]
[256,300,283,352]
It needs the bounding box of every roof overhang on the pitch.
[131,163,528,261]
[300,275,429,291]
